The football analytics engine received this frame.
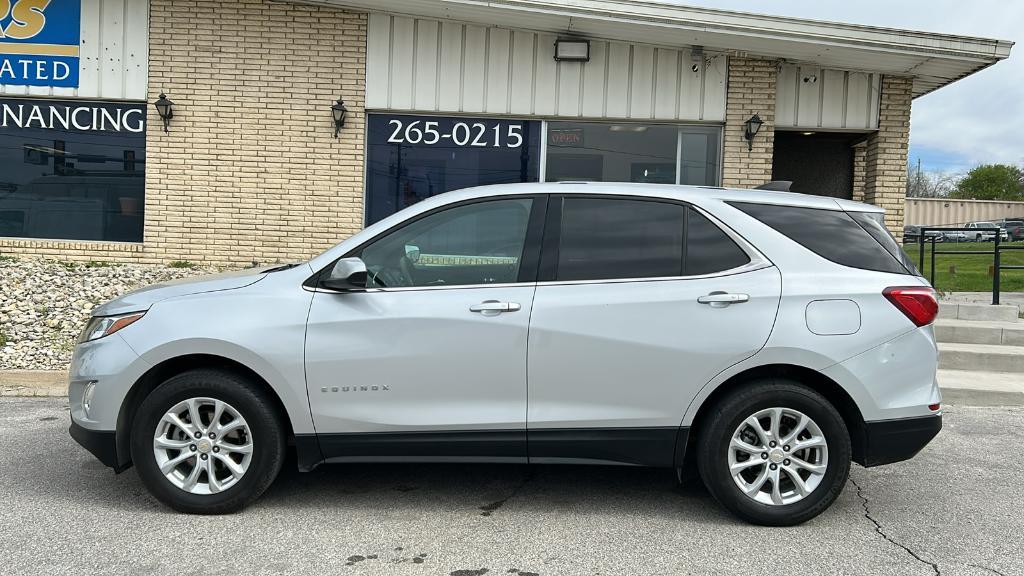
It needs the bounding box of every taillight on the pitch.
[883,286,938,327]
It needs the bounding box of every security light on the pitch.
[554,39,590,62]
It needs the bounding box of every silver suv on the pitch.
[69,183,941,526]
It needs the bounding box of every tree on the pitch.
[951,164,1024,201]
[906,167,958,198]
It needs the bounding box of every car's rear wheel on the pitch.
[697,379,851,526]
[130,369,286,514]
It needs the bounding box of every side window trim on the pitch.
[305,194,548,292]
[537,194,770,285]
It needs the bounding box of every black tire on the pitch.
[130,368,286,514]
[696,379,851,526]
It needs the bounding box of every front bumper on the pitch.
[857,413,942,467]
[69,421,129,472]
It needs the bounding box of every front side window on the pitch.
[555,197,749,282]
[359,198,533,288]
[0,98,146,242]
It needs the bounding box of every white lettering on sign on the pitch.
[385,119,524,148]
[0,101,145,133]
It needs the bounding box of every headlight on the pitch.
[78,312,146,343]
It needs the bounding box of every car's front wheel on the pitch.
[697,379,851,526]
[130,369,286,514]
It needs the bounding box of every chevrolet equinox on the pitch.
[69,183,941,526]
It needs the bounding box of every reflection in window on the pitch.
[365,114,541,225]
[545,122,721,186]
[0,99,146,242]
[360,199,533,288]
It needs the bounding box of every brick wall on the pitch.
[851,143,867,203]
[721,57,777,189]
[142,0,367,266]
[863,75,913,237]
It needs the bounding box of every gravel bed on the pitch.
[0,258,224,371]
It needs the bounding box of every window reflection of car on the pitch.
[0,175,144,241]
[965,221,1009,242]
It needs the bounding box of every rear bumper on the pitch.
[69,421,129,472]
[857,413,941,467]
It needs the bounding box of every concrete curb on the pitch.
[0,371,67,397]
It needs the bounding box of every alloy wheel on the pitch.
[727,407,829,506]
[153,397,253,495]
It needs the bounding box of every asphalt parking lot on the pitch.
[1,396,1021,576]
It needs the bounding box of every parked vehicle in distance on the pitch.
[1001,220,1024,241]
[965,221,1009,242]
[68,183,941,526]
[941,229,969,242]
[903,225,944,243]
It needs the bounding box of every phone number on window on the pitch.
[386,119,525,148]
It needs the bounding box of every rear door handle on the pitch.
[469,300,521,315]
[697,292,749,308]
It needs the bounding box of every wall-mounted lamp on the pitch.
[743,113,763,151]
[331,98,348,138]
[554,38,590,62]
[154,93,174,132]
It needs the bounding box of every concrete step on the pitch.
[935,318,1024,346]
[939,342,1024,373]
[937,369,1024,406]
[938,301,1020,323]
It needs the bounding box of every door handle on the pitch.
[697,292,749,308]
[469,300,522,315]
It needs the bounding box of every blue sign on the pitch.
[0,0,81,88]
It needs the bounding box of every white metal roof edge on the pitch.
[302,0,1013,97]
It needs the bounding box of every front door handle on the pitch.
[697,292,749,308]
[469,300,522,315]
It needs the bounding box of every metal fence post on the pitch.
[993,232,1001,305]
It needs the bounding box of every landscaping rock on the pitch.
[0,258,223,371]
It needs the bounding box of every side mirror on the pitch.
[321,257,368,291]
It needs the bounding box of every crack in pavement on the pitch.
[479,470,535,517]
[968,564,1008,576]
[850,478,941,576]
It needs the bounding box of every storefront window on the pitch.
[545,121,721,186]
[0,98,146,242]
[365,114,541,225]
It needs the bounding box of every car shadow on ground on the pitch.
[60,446,732,523]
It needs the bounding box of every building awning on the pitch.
[306,0,1013,98]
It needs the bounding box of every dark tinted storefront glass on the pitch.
[365,114,541,225]
[0,98,146,242]
[545,122,721,186]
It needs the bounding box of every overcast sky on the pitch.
[670,0,1020,174]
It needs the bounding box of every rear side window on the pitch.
[729,201,911,275]
[848,211,921,276]
[556,197,750,281]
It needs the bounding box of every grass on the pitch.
[903,241,1024,293]
[0,331,6,347]
[168,260,196,269]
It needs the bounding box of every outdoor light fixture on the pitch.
[154,93,174,132]
[331,98,348,138]
[743,113,764,151]
[554,38,590,62]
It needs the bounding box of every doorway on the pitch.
[772,131,863,199]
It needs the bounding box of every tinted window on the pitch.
[365,114,541,225]
[0,98,145,242]
[685,209,751,275]
[730,202,910,275]
[555,198,750,281]
[849,211,921,276]
[359,199,533,288]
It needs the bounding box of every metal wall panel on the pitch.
[906,198,1024,227]
[366,13,727,121]
[775,63,880,130]
[0,0,149,100]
